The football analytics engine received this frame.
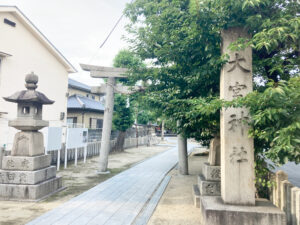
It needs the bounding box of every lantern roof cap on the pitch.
[3,72,54,105]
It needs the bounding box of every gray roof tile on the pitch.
[68,78,91,92]
[68,95,104,112]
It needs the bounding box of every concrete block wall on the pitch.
[271,170,300,225]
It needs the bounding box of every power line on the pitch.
[88,0,134,63]
[99,14,124,48]
[87,12,124,63]
[99,0,134,49]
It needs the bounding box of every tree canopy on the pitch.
[124,0,300,154]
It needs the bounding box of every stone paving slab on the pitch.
[27,143,196,225]
[133,176,171,225]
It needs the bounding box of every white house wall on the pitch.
[0,12,69,149]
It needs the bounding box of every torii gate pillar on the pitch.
[99,77,115,172]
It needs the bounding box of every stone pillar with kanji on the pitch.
[195,27,286,225]
[220,27,255,205]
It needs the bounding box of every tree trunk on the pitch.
[177,134,188,175]
[113,131,126,152]
[161,120,165,141]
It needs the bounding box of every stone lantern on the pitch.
[0,72,62,201]
[4,72,53,156]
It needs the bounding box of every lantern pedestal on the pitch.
[11,131,44,156]
[0,176,63,201]
[0,154,63,201]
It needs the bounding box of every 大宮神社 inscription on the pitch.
[227,53,251,73]
[229,82,247,98]
[228,111,249,136]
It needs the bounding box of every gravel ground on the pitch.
[147,147,208,225]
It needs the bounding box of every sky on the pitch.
[0,0,132,85]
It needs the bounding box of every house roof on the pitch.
[0,6,76,73]
[68,94,104,112]
[0,51,12,57]
[68,78,91,92]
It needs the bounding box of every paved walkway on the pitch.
[28,142,195,225]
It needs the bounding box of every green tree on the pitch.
[112,94,134,151]
[125,0,223,144]
[124,0,300,195]
[112,49,147,151]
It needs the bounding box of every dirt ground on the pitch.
[147,147,209,225]
[0,143,173,225]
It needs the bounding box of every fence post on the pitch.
[98,142,100,155]
[64,148,68,169]
[291,187,300,225]
[0,147,3,169]
[296,190,300,225]
[270,173,276,205]
[281,180,293,224]
[84,144,87,163]
[275,170,288,208]
[75,148,78,166]
[64,128,70,169]
[57,149,61,171]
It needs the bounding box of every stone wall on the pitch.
[271,170,300,225]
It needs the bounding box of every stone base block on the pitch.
[0,166,56,184]
[198,175,220,196]
[193,184,200,208]
[0,176,62,201]
[2,155,51,171]
[202,163,220,181]
[11,131,44,156]
[200,196,286,225]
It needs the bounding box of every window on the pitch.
[92,95,95,100]
[4,18,16,27]
[89,118,93,128]
[96,119,103,128]
[67,117,77,124]
[22,106,30,114]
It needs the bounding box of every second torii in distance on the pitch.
[80,63,143,173]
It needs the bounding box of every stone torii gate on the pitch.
[81,64,142,173]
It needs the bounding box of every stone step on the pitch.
[198,175,221,196]
[0,166,56,185]
[192,184,200,208]
[2,155,51,171]
[200,196,286,225]
[202,163,221,181]
[0,176,62,201]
